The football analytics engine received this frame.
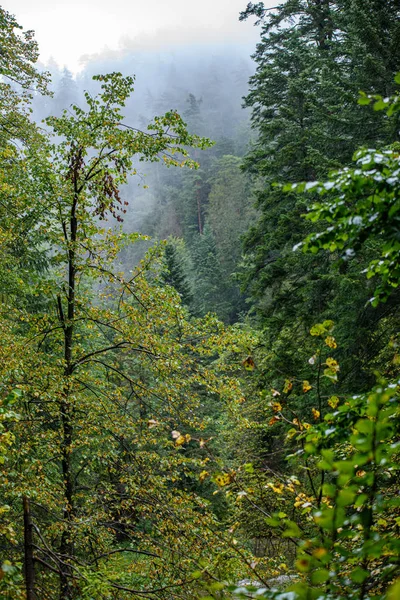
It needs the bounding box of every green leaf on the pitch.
[350,567,369,584]
[265,517,280,527]
[388,579,400,600]
[355,419,374,434]
[337,488,356,507]
[283,520,301,537]
[373,98,388,111]
[311,568,330,584]
[191,570,203,579]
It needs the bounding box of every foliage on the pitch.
[0,7,51,302]
[161,238,194,307]
[202,321,400,600]
[0,67,251,598]
[199,73,400,600]
[0,386,23,596]
[2,3,400,599]
[291,82,400,306]
[240,0,400,328]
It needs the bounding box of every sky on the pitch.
[3,0,273,72]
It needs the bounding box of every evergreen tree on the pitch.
[161,239,193,307]
[240,1,400,351]
[53,67,80,115]
[190,225,231,319]
[206,155,255,321]
[240,2,342,323]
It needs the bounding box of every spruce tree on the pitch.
[239,0,400,390]
[161,240,193,307]
[240,1,342,323]
[240,0,400,326]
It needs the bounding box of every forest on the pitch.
[0,1,400,598]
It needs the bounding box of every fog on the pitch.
[32,40,255,231]
[19,2,264,320]
[3,0,266,72]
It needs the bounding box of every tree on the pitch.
[0,15,52,595]
[292,79,400,306]
[206,155,255,322]
[0,7,51,301]
[161,239,193,307]
[0,70,262,599]
[240,1,400,321]
[190,225,231,319]
[53,68,80,116]
[238,0,400,403]
[240,1,344,332]
[199,79,400,600]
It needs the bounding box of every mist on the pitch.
[33,40,255,218]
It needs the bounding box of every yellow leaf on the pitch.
[325,357,339,371]
[215,473,233,487]
[199,470,208,482]
[175,435,186,446]
[283,379,293,393]
[328,395,340,408]
[313,547,328,559]
[286,428,298,439]
[312,408,320,420]
[303,380,312,393]
[267,482,284,494]
[296,558,311,573]
[243,356,255,370]
[271,401,282,412]
[325,336,337,349]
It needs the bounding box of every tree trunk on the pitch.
[59,395,75,600]
[23,496,35,600]
[58,178,79,599]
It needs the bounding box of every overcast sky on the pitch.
[3,0,274,72]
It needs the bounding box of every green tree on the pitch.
[240,1,400,321]
[200,80,400,600]
[0,7,51,301]
[206,155,255,322]
[161,239,193,307]
[190,225,231,319]
[0,70,258,599]
[238,1,400,403]
[0,15,51,595]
